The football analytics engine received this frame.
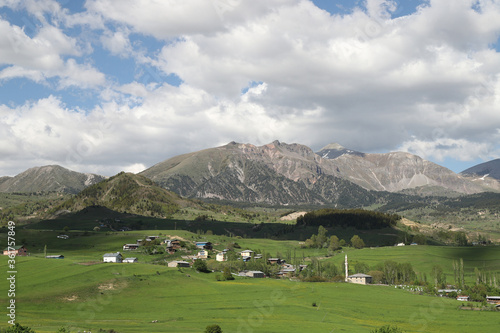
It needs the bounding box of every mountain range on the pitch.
[2,141,500,206]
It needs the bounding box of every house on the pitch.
[240,250,254,257]
[267,258,282,265]
[197,250,209,259]
[457,295,470,301]
[216,252,227,262]
[241,256,251,262]
[148,236,160,240]
[123,244,139,250]
[195,241,213,250]
[347,273,372,285]
[3,246,28,256]
[170,240,182,249]
[486,296,500,305]
[246,271,265,278]
[103,252,123,263]
[123,257,138,263]
[168,260,190,268]
[277,268,296,278]
[46,255,64,259]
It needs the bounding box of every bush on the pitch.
[2,323,36,333]
[205,324,222,333]
[193,259,210,273]
[370,325,405,333]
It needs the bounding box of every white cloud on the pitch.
[0,17,105,89]
[2,0,500,176]
[100,29,132,57]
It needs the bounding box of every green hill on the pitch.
[52,172,186,218]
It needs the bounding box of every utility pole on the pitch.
[345,254,349,282]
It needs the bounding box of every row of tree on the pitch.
[296,208,400,229]
[302,226,365,252]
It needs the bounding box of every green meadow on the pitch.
[0,256,499,333]
[0,225,499,332]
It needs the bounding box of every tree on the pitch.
[354,262,370,274]
[383,261,398,285]
[454,231,468,246]
[351,235,365,249]
[205,324,222,333]
[223,266,234,280]
[316,225,328,248]
[431,265,445,287]
[193,259,209,273]
[328,235,341,252]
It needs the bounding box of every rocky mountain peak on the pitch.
[319,143,345,151]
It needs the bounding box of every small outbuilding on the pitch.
[123,244,139,250]
[246,271,265,278]
[486,296,500,305]
[3,246,28,256]
[267,258,282,265]
[168,260,190,268]
[195,241,213,250]
[123,257,138,263]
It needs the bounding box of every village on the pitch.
[86,235,500,308]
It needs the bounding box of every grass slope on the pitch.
[0,256,498,333]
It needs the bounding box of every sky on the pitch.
[1,0,500,177]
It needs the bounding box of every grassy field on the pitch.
[328,245,500,285]
[0,256,499,333]
[1,222,499,332]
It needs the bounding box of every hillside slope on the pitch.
[54,172,187,217]
[460,159,500,191]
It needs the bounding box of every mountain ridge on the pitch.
[139,140,497,205]
[0,165,106,194]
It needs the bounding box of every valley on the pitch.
[0,142,500,332]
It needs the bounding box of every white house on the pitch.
[216,252,227,262]
[123,257,138,263]
[103,252,122,263]
[197,250,209,259]
[240,250,254,257]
